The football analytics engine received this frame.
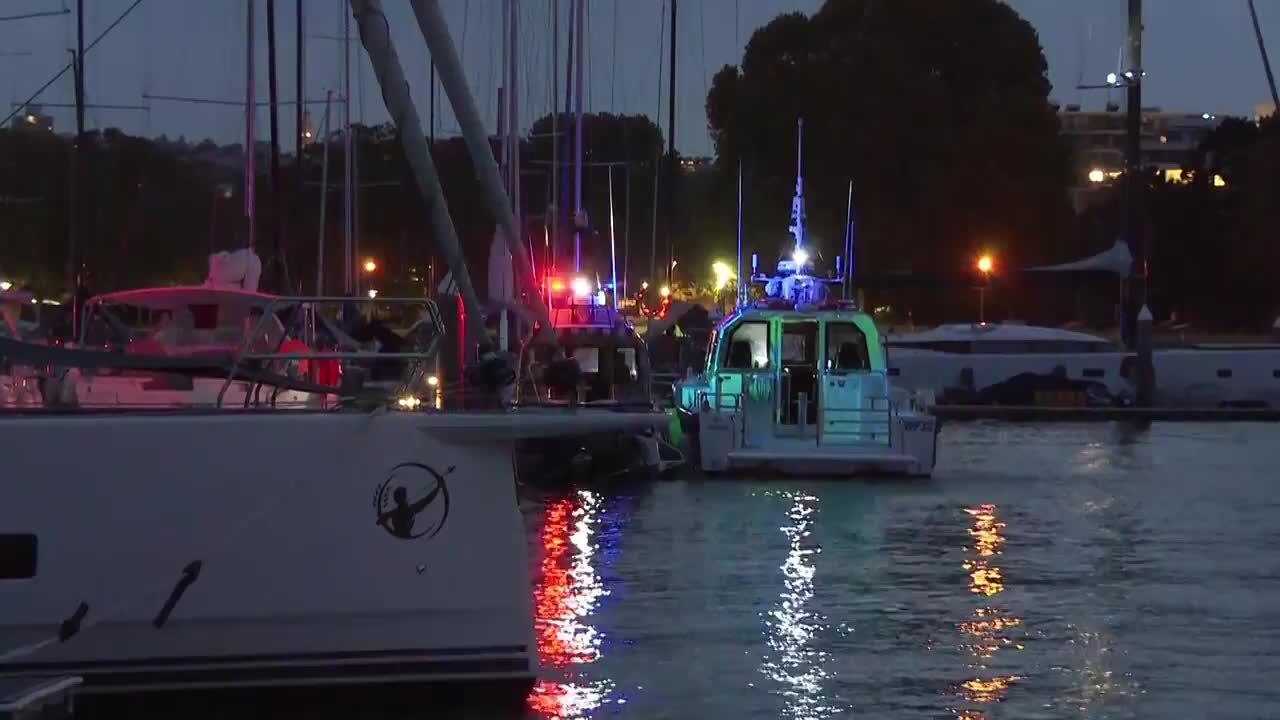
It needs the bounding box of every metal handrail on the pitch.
[215,295,444,408]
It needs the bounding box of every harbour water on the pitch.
[522,422,1280,719]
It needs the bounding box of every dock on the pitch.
[931,405,1280,422]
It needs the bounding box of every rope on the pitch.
[1,0,146,128]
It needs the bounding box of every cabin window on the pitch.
[825,322,870,371]
[1082,368,1106,378]
[723,321,770,370]
[0,534,37,579]
[572,347,600,374]
[1217,369,1233,379]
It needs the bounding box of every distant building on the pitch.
[9,104,53,132]
[1058,104,1224,212]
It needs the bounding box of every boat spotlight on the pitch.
[659,285,671,298]
[0,281,11,291]
[794,247,810,268]
[570,276,592,298]
[426,375,439,387]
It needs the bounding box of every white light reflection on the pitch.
[759,491,839,719]
[529,490,615,718]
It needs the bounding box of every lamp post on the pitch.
[977,254,994,323]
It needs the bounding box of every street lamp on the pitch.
[711,261,735,292]
[363,259,378,274]
[976,254,994,323]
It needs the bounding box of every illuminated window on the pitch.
[723,321,770,370]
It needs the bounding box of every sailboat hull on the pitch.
[0,411,549,707]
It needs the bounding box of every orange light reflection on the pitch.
[952,504,1021,715]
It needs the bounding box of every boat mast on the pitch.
[295,0,305,260]
[1124,0,1153,405]
[70,0,85,335]
[245,0,257,252]
[788,118,806,253]
[316,91,332,295]
[342,5,353,295]
[511,0,523,279]
[562,1,575,271]
[843,179,853,298]
[408,0,556,341]
[266,0,287,290]
[550,0,558,274]
[348,0,487,346]
[735,160,743,308]
[1247,0,1280,111]
[665,0,677,283]
[572,0,585,273]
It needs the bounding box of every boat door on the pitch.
[706,317,773,435]
[778,320,819,433]
[820,319,889,444]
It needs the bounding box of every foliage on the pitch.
[705,0,1075,322]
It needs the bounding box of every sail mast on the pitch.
[245,0,256,252]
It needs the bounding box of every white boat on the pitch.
[675,298,938,477]
[673,119,936,477]
[1,289,43,409]
[888,322,1280,408]
[0,290,668,708]
[0,406,662,709]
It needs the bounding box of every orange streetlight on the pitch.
[976,254,994,322]
[363,259,378,274]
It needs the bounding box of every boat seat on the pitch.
[728,341,754,369]
[835,342,868,371]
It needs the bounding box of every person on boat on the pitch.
[377,484,442,539]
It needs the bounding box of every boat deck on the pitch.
[727,436,922,476]
[932,405,1280,422]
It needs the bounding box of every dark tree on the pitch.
[705,0,1074,322]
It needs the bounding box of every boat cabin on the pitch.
[527,274,650,405]
[79,286,286,358]
[682,304,895,443]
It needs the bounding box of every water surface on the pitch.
[524,423,1280,719]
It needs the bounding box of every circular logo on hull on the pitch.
[374,463,453,540]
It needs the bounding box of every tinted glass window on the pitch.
[826,322,870,371]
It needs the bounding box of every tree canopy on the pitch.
[706,0,1073,320]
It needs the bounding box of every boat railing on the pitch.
[217,295,445,409]
[818,394,893,447]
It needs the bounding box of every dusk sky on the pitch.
[2,1,1277,156]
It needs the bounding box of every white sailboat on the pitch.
[0,3,668,711]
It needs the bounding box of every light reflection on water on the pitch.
[528,490,616,719]
[952,503,1022,718]
[758,491,840,720]
[518,424,1280,719]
